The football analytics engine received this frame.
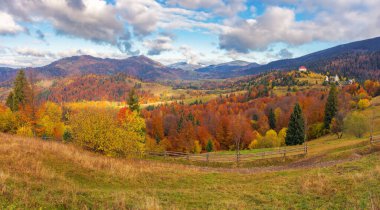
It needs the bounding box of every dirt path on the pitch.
[186,154,363,174]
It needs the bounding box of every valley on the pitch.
[1,32,380,209]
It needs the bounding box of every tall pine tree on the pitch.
[285,103,305,145]
[127,88,140,112]
[268,108,276,129]
[324,84,338,129]
[6,70,30,111]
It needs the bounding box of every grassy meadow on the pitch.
[1,131,380,209]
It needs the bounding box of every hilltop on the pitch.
[1,37,380,83]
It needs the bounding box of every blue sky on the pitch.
[0,0,379,68]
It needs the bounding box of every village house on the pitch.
[298,66,307,72]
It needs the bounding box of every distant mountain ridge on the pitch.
[195,60,260,78]
[1,36,380,82]
[243,36,380,80]
[0,55,199,82]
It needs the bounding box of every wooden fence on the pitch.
[370,135,380,144]
[147,144,308,163]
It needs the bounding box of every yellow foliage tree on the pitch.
[16,126,33,137]
[69,107,145,157]
[249,131,262,149]
[37,102,65,139]
[0,105,18,133]
[357,99,371,110]
[193,140,202,154]
[278,128,287,147]
[263,129,279,147]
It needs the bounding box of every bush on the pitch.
[37,102,65,139]
[63,129,73,143]
[16,126,33,137]
[357,99,371,110]
[307,123,325,140]
[69,107,146,157]
[0,106,18,133]
[344,112,369,138]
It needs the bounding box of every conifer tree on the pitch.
[324,84,338,129]
[285,103,305,145]
[7,70,30,111]
[127,88,140,112]
[206,139,213,152]
[6,92,14,110]
[268,108,276,129]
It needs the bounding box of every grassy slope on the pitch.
[0,133,380,209]
[0,97,379,209]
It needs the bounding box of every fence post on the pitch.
[164,151,167,158]
[187,153,190,161]
[283,149,286,160]
[206,153,209,162]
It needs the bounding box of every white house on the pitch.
[334,75,340,82]
[325,76,329,82]
[299,66,307,72]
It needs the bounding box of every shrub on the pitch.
[63,129,73,143]
[193,140,202,154]
[69,108,146,157]
[0,106,18,133]
[357,99,371,110]
[344,112,369,138]
[307,123,325,140]
[16,126,33,137]
[37,102,65,139]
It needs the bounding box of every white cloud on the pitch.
[0,11,24,35]
[167,0,247,17]
[144,35,174,55]
[219,2,380,53]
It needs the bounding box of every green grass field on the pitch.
[0,134,379,209]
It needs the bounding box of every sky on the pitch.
[0,0,379,68]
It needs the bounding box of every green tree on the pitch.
[285,103,305,145]
[330,111,345,139]
[7,70,30,111]
[127,88,140,112]
[268,108,276,129]
[6,92,14,110]
[324,84,338,129]
[344,112,369,138]
[206,139,213,152]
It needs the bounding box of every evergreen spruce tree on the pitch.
[127,88,140,112]
[285,103,305,145]
[7,70,30,111]
[6,92,14,110]
[268,108,276,129]
[206,139,213,152]
[324,84,338,129]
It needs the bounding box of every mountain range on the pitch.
[1,36,380,83]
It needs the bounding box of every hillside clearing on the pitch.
[1,133,380,209]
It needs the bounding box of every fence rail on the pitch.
[370,135,380,144]
[147,144,308,163]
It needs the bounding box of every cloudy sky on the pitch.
[0,0,379,68]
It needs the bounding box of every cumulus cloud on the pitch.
[179,45,204,65]
[0,0,137,55]
[0,11,24,35]
[277,49,293,59]
[144,35,174,55]
[0,46,128,67]
[219,1,380,53]
[167,0,247,17]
